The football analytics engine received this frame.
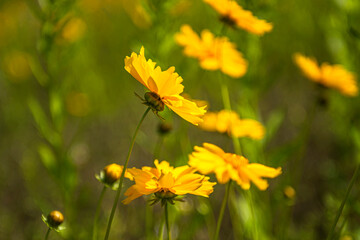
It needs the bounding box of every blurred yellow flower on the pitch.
[3,51,32,81]
[199,110,265,139]
[66,92,90,117]
[175,24,247,78]
[122,160,216,204]
[203,0,273,35]
[61,18,87,43]
[294,53,358,97]
[283,185,296,199]
[124,46,206,125]
[189,143,281,190]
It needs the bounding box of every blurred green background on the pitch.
[1,0,360,239]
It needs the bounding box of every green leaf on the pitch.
[38,144,56,173]
[28,97,61,147]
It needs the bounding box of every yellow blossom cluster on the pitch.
[199,110,265,139]
[294,53,358,97]
[203,0,273,35]
[189,143,281,190]
[124,47,207,125]
[123,160,216,204]
[175,25,248,78]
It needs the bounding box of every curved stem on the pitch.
[214,181,232,240]
[165,202,171,240]
[326,164,360,240]
[104,107,151,240]
[44,228,51,240]
[93,186,107,240]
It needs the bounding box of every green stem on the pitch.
[246,190,258,240]
[326,164,360,240]
[158,217,165,240]
[214,181,232,240]
[154,135,164,159]
[104,107,151,240]
[219,75,242,156]
[44,228,51,240]
[93,186,107,240]
[165,202,171,240]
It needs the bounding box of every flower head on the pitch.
[203,0,273,35]
[175,25,247,78]
[294,53,358,97]
[122,160,216,205]
[199,110,265,139]
[189,143,281,190]
[125,47,206,125]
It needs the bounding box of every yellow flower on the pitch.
[189,143,281,190]
[124,46,207,125]
[199,110,265,139]
[122,160,216,204]
[203,0,273,35]
[175,24,247,78]
[294,53,358,97]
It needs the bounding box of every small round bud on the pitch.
[47,210,64,227]
[104,164,122,184]
[283,186,296,199]
[158,122,172,135]
[144,92,164,112]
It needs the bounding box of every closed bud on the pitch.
[47,210,64,227]
[158,122,172,135]
[104,164,122,184]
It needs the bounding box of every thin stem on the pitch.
[246,190,258,240]
[165,202,171,240]
[326,164,360,240]
[93,186,107,240]
[218,75,242,156]
[158,217,165,240]
[104,107,151,240]
[214,181,232,240]
[44,228,51,240]
[154,135,164,159]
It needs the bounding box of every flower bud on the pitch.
[47,210,64,227]
[283,186,296,199]
[158,122,172,135]
[144,92,164,112]
[104,163,123,184]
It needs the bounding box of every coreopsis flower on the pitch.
[203,0,273,35]
[199,110,265,140]
[124,46,206,125]
[294,53,358,97]
[189,143,281,190]
[122,160,216,205]
[175,24,247,78]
